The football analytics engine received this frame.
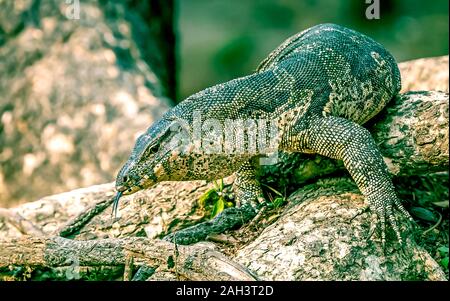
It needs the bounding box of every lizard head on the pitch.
[112,116,193,216]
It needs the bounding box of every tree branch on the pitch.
[0,236,257,281]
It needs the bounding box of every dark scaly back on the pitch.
[256,26,317,72]
[257,23,401,125]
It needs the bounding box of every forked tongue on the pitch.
[111,191,123,219]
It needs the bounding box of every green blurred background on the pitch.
[176,0,449,101]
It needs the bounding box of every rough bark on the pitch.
[399,55,449,93]
[1,178,235,240]
[234,178,446,280]
[0,236,256,281]
[372,91,449,176]
[0,179,446,280]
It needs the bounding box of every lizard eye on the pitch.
[141,143,160,159]
[122,176,129,183]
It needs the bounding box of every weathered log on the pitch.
[372,91,449,176]
[0,236,257,281]
[399,55,449,93]
[1,178,235,241]
[233,178,447,280]
[0,178,445,280]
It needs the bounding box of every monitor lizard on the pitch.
[112,23,413,246]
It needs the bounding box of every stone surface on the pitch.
[0,0,173,207]
[399,55,449,93]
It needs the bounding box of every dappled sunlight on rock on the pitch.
[0,0,172,207]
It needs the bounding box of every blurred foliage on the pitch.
[176,0,448,100]
[438,246,449,270]
[395,172,449,275]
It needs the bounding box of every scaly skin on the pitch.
[113,23,413,246]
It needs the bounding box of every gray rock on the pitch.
[0,0,173,206]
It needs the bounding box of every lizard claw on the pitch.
[393,197,415,224]
[364,211,388,249]
[365,213,378,242]
[366,193,412,248]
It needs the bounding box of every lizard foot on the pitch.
[366,193,414,248]
[163,203,257,245]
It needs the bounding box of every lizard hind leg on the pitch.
[163,161,262,245]
[287,115,412,247]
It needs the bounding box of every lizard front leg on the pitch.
[163,161,262,245]
[287,115,413,246]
